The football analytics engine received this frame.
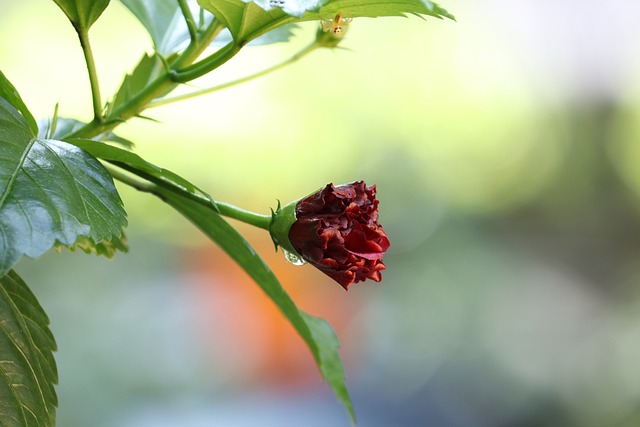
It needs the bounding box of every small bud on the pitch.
[270,181,390,290]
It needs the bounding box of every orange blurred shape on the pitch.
[183,227,366,389]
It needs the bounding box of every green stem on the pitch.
[63,20,226,140]
[77,28,103,121]
[106,40,238,118]
[177,0,197,43]
[216,202,272,230]
[149,42,319,108]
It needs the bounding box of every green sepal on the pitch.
[269,199,300,256]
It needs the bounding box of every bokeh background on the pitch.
[3,0,640,425]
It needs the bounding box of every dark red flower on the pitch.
[287,181,390,290]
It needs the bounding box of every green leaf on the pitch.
[107,52,168,117]
[198,0,454,43]
[0,70,38,135]
[38,117,134,149]
[120,0,213,55]
[300,311,353,421]
[119,0,296,55]
[0,270,58,427]
[65,139,216,209]
[51,0,110,30]
[157,189,355,423]
[0,98,127,275]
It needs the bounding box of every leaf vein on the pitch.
[0,138,35,212]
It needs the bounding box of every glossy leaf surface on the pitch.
[0,98,127,274]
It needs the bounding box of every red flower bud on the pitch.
[271,181,390,290]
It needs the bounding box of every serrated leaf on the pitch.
[0,98,127,275]
[38,117,134,149]
[157,189,355,423]
[65,139,216,209]
[0,270,58,426]
[0,70,38,135]
[51,0,110,30]
[107,52,168,117]
[198,0,454,43]
[54,234,128,258]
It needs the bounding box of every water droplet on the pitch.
[284,250,306,266]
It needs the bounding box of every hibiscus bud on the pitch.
[270,181,390,290]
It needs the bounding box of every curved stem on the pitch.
[149,41,319,108]
[77,28,102,121]
[171,41,242,83]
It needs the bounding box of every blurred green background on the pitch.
[4,0,640,425]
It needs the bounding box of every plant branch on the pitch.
[77,28,103,121]
[63,20,227,140]
[107,40,239,118]
[149,41,320,108]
